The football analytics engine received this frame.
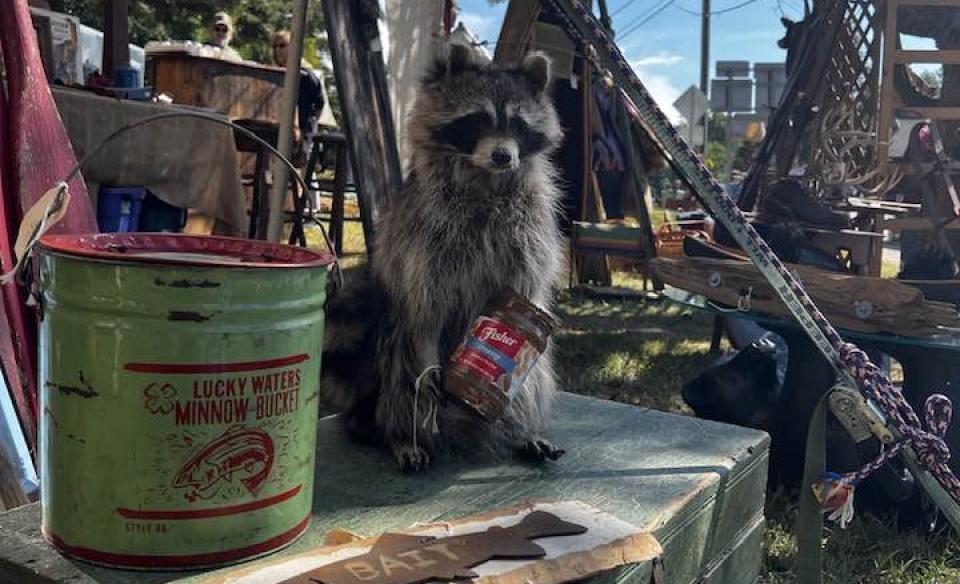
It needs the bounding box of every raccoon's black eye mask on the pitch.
[510,116,548,157]
[433,110,550,158]
[434,112,493,154]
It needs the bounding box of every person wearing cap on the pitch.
[209,12,242,61]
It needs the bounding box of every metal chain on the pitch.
[545,0,960,504]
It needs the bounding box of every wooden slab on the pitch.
[0,393,769,584]
[149,54,285,123]
[653,256,960,336]
[201,501,660,584]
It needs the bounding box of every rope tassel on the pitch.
[812,473,857,529]
[811,380,956,528]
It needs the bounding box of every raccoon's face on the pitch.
[412,45,562,174]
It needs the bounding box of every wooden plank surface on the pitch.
[885,216,960,230]
[877,0,900,163]
[894,49,960,64]
[149,54,285,122]
[494,0,541,65]
[653,256,960,336]
[0,393,769,584]
[200,501,662,584]
[896,106,960,119]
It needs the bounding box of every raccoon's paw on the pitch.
[517,438,565,463]
[392,442,432,473]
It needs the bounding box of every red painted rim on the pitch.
[116,484,303,520]
[44,514,310,569]
[37,233,334,269]
[124,354,310,374]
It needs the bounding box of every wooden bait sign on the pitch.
[202,501,663,584]
[279,511,586,584]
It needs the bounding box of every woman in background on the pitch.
[270,30,325,135]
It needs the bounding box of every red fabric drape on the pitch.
[1,0,96,231]
[0,51,38,456]
[0,0,99,453]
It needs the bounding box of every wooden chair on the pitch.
[570,220,666,290]
[232,118,280,240]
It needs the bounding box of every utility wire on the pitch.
[611,0,641,17]
[618,0,679,40]
[674,0,764,16]
[615,0,673,33]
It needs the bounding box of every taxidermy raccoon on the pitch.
[321,44,566,472]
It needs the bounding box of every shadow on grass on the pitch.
[554,292,717,414]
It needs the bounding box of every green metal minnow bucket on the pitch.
[36,233,333,569]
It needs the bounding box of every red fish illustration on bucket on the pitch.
[173,426,275,500]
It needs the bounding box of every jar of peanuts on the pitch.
[445,289,558,421]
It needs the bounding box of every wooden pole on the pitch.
[266,0,309,242]
[597,0,612,33]
[495,0,541,66]
[102,0,130,78]
[0,446,27,511]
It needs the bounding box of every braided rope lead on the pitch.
[544,0,960,508]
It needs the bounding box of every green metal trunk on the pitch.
[36,233,333,569]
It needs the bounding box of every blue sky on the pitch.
[457,0,806,119]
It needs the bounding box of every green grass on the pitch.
[650,207,675,230]
[882,258,900,280]
[554,288,960,583]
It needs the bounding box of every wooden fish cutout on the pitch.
[279,510,588,584]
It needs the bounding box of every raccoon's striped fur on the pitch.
[321,45,566,471]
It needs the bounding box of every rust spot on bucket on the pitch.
[43,406,59,428]
[168,311,213,322]
[46,371,99,398]
[155,278,221,289]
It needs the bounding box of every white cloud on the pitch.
[631,64,684,124]
[458,12,498,42]
[633,52,683,68]
[619,52,685,122]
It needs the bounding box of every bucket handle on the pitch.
[9,110,342,290]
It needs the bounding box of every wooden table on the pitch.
[0,393,769,584]
[52,86,248,236]
[148,53,285,122]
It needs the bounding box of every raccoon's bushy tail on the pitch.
[320,264,384,442]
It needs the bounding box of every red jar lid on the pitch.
[37,233,334,269]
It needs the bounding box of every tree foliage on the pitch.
[52,0,327,66]
[704,141,727,174]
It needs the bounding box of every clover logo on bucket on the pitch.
[143,383,177,415]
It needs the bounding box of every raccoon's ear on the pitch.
[521,52,551,95]
[446,42,479,77]
[424,43,481,84]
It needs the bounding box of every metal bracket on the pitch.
[830,384,895,444]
